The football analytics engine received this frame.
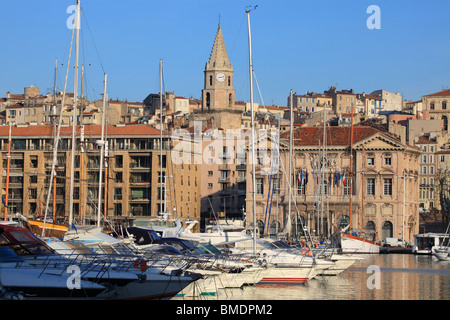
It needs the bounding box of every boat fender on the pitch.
[133,258,147,272]
[302,248,312,257]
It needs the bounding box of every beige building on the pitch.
[0,124,199,227]
[289,92,333,115]
[325,86,357,115]
[414,135,438,212]
[422,88,450,131]
[371,89,402,112]
[245,126,421,243]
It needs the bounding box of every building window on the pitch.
[272,177,280,194]
[114,188,122,200]
[442,101,447,110]
[367,178,376,196]
[430,101,435,110]
[208,183,213,189]
[256,178,264,195]
[344,179,351,196]
[384,157,392,166]
[367,157,375,166]
[383,178,392,196]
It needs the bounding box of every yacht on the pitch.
[412,233,450,255]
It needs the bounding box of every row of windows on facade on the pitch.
[429,101,447,110]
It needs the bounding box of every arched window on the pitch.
[209,75,212,86]
[228,93,233,106]
[381,221,393,240]
[443,115,448,131]
[430,101,435,110]
[206,92,211,109]
[269,220,281,236]
[337,215,350,230]
[228,76,231,86]
[291,215,306,238]
[257,220,265,236]
[442,101,447,110]
[365,221,376,232]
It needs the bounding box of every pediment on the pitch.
[354,133,403,151]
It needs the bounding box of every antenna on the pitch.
[245,4,258,13]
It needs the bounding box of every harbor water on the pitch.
[173,253,450,301]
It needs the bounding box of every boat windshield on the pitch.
[196,243,222,255]
[272,240,292,249]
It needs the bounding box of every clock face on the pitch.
[216,73,225,82]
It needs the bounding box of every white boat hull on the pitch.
[255,266,316,285]
[340,233,381,254]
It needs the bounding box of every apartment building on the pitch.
[414,135,438,212]
[288,91,333,114]
[422,88,450,131]
[0,124,199,227]
[324,86,357,115]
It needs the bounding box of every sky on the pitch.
[1,0,450,106]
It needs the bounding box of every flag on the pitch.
[71,223,78,233]
[2,196,7,208]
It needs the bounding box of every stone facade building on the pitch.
[0,124,200,227]
[245,126,421,243]
[422,88,450,131]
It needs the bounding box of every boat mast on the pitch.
[42,11,76,236]
[246,7,257,254]
[68,0,80,229]
[3,124,11,221]
[159,59,164,216]
[288,89,293,239]
[321,103,327,238]
[362,144,365,230]
[349,102,354,230]
[97,73,107,227]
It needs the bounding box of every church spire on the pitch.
[206,23,232,71]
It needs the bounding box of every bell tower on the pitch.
[202,23,235,111]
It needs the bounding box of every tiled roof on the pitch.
[423,89,450,97]
[0,124,163,137]
[280,126,394,147]
[415,136,437,144]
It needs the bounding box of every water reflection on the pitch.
[182,254,450,300]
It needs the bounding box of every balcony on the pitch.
[218,164,230,171]
[218,177,230,183]
[236,164,246,171]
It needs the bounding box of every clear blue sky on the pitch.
[1,0,449,106]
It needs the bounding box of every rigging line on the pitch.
[80,6,106,74]
[253,70,265,107]
[228,11,246,58]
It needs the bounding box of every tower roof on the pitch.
[206,24,232,71]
